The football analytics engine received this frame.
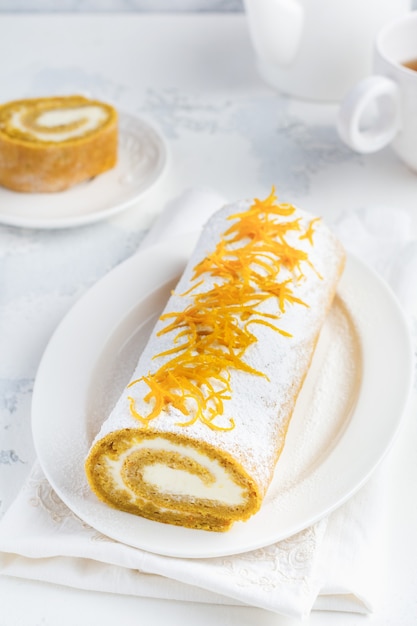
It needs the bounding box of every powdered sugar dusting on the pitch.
[88,198,345,497]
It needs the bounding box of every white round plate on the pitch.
[0,113,168,229]
[32,234,414,558]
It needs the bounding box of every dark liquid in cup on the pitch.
[403,58,417,72]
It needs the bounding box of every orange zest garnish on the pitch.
[299,217,321,245]
[128,188,318,430]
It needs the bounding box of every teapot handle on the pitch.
[244,0,304,67]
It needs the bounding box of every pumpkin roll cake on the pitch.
[0,95,117,192]
[85,190,345,532]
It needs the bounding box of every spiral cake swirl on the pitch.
[0,95,117,192]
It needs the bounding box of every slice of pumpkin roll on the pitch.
[85,190,345,532]
[0,95,117,192]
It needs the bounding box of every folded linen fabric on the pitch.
[0,461,387,618]
[0,190,415,620]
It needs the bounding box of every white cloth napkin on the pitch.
[0,190,416,620]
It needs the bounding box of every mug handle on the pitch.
[338,76,401,153]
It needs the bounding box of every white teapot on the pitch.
[244,0,412,101]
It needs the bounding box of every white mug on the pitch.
[338,11,417,173]
[243,0,411,102]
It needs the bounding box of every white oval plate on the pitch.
[32,234,414,558]
[0,112,168,229]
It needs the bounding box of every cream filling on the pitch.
[104,436,245,506]
[11,105,108,142]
